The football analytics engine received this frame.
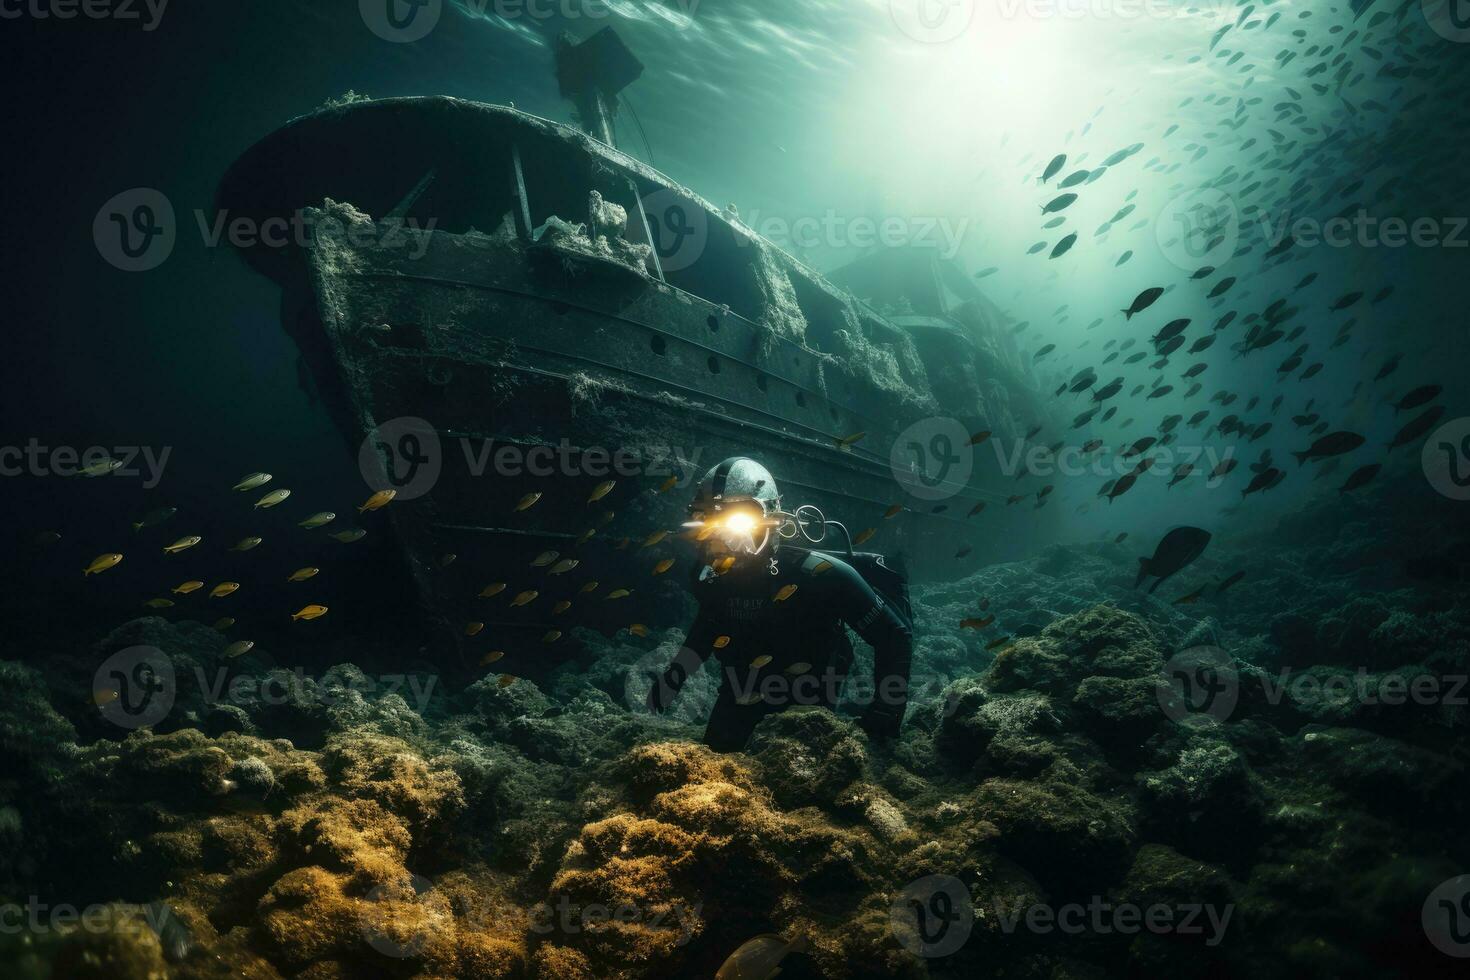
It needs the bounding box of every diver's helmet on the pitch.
[686,457,782,557]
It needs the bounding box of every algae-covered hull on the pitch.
[218,96,1058,652]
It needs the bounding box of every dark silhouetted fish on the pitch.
[1215,570,1245,595]
[1388,406,1446,450]
[1042,193,1079,214]
[1241,467,1282,497]
[1135,526,1212,593]
[1393,384,1440,413]
[1339,463,1381,494]
[1107,473,1138,503]
[1121,287,1164,320]
[1292,431,1365,465]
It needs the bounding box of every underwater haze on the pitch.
[2,0,1469,978]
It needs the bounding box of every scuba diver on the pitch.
[647,457,914,752]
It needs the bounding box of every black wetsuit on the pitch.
[648,547,914,752]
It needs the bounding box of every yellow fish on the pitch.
[80,458,122,477]
[713,635,731,649]
[510,590,539,607]
[172,581,204,594]
[969,430,992,446]
[358,489,396,513]
[163,536,202,554]
[735,693,763,706]
[552,600,571,614]
[713,556,735,575]
[579,580,600,594]
[143,598,174,609]
[213,617,236,630]
[480,582,507,598]
[812,560,833,575]
[652,558,675,575]
[657,475,678,493]
[223,640,254,659]
[230,537,263,552]
[785,662,811,675]
[288,567,319,582]
[211,582,240,598]
[549,558,579,575]
[852,527,876,546]
[773,584,798,602]
[835,431,867,447]
[464,622,485,637]
[960,616,995,630]
[587,480,616,503]
[514,492,542,512]
[497,674,517,688]
[628,624,649,637]
[576,529,596,546]
[696,525,718,542]
[985,635,1013,651]
[291,604,329,621]
[255,488,291,509]
[596,510,615,526]
[93,688,120,706]
[968,501,987,517]
[298,511,335,529]
[83,553,123,576]
[330,528,366,543]
[641,530,668,548]
[531,550,560,567]
[232,472,272,491]
[440,553,457,568]
[751,655,772,668]
[480,651,505,666]
[605,589,632,600]
[883,504,903,519]
[541,630,562,643]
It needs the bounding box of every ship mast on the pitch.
[554,27,644,149]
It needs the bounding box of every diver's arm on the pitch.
[647,611,719,714]
[833,564,913,739]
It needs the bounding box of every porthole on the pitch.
[756,374,768,392]
[650,335,667,355]
[707,315,720,332]
[707,355,721,374]
[795,391,807,408]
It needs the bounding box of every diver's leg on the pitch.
[703,682,769,753]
